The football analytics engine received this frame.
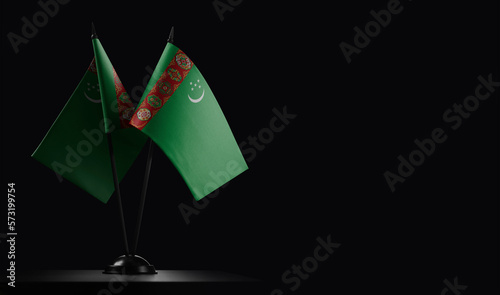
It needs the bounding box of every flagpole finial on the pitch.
[167,26,174,44]
[91,22,98,39]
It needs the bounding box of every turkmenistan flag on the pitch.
[32,40,147,203]
[130,42,248,201]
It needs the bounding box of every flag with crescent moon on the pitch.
[130,42,248,201]
[32,48,147,203]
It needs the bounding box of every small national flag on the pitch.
[32,38,147,203]
[130,42,248,201]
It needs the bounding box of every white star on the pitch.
[191,88,194,91]
[198,85,201,88]
[197,79,200,82]
[190,82,192,85]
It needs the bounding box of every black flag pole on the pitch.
[106,133,130,255]
[131,26,174,255]
[92,23,130,256]
[92,23,157,274]
[132,137,154,254]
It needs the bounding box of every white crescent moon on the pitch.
[188,89,205,103]
[84,91,101,103]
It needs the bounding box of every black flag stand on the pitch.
[92,23,156,275]
[102,133,157,274]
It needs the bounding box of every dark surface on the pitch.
[17,269,259,282]
[2,270,263,294]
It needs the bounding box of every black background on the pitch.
[1,0,499,294]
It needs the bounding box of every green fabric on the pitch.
[138,42,178,106]
[92,38,120,133]
[32,57,147,203]
[139,43,248,200]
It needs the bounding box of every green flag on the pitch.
[130,42,248,201]
[32,44,147,203]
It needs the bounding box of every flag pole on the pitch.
[106,133,130,255]
[132,137,154,254]
[92,23,156,274]
[92,23,130,256]
[131,26,174,255]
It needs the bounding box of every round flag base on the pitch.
[103,254,157,274]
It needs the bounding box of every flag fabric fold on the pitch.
[130,42,248,201]
[92,38,136,132]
